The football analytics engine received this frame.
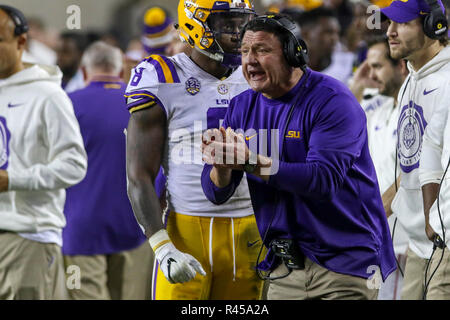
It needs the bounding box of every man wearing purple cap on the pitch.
[380,0,450,300]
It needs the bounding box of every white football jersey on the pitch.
[125,53,253,217]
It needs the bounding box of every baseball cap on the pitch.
[380,0,446,23]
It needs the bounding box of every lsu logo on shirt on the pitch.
[285,130,301,139]
[397,102,427,173]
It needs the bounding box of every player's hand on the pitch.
[149,229,206,284]
[155,242,206,283]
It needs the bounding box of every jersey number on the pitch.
[207,107,227,129]
[130,67,144,86]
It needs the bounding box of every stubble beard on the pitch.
[0,59,15,79]
[380,78,395,97]
[390,45,411,61]
[390,36,425,61]
[381,73,403,98]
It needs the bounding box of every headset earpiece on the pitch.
[241,15,308,69]
[0,5,29,36]
[285,35,309,68]
[422,0,448,39]
[273,15,308,68]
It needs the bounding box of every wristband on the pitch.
[149,229,172,252]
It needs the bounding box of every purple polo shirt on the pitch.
[202,69,396,281]
[63,79,147,255]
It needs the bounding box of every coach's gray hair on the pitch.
[81,41,123,75]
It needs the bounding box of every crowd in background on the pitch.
[21,0,450,92]
[21,0,450,89]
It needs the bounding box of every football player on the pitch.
[125,0,263,300]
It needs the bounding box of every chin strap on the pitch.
[195,46,222,61]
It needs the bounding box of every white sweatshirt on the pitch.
[392,45,450,259]
[0,64,87,240]
[418,49,450,246]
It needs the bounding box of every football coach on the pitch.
[201,14,397,300]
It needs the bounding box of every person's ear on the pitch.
[17,33,27,51]
[81,66,88,82]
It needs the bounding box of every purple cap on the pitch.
[380,0,446,23]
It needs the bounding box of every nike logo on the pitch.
[245,134,257,141]
[167,257,177,283]
[423,88,438,95]
[7,103,23,108]
[247,240,259,247]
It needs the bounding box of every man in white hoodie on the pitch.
[420,78,450,299]
[380,0,449,300]
[353,36,410,300]
[0,5,87,299]
[420,0,450,302]
[418,12,450,301]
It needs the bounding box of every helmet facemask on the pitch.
[177,0,255,67]
[204,11,254,67]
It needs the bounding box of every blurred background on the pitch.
[0,0,265,49]
[0,0,392,50]
[2,0,449,90]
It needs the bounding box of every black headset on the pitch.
[240,14,309,69]
[0,5,29,36]
[423,0,448,39]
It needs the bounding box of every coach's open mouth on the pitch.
[248,70,266,81]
